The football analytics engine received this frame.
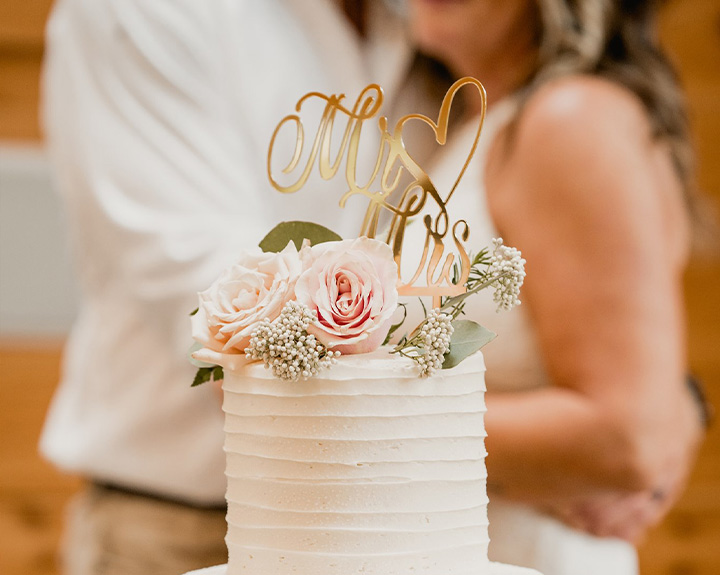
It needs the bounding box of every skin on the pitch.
[407,0,703,542]
[408,0,539,108]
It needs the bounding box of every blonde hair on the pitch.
[527,0,703,223]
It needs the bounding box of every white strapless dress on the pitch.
[399,98,638,575]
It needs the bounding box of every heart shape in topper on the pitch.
[393,77,487,209]
[265,77,488,305]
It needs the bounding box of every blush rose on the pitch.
[191,242,303,354]
[295,237,399,354]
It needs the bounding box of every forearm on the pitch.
[484,386,653,505]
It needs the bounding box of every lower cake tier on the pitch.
[222,349,492,575]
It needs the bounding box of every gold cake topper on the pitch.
[267,77,487,306]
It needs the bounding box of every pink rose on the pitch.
[191,242,303,354]
[295,237,399,354]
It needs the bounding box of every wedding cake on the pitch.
[186,78,540,574]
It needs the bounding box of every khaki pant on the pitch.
[62,484,227,575]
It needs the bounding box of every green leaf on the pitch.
[192,367,213,387]
[259,221,342,252]
[189,307,198,316]
[442,320,496,369]
[212,365,224,382]
[191,365,224,387]
[382,303,407,346]
[451,261,460,285]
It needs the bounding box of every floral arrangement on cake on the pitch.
[190,78,528,384]
[189,221,525,385]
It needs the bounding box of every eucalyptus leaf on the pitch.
[442,320,496,369]
[191,365,225,387]
[259,221,342,252]
[191,367,213,387]
[212,365,224,382]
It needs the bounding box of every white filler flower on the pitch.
[488,238,526,311]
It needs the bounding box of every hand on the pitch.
[546,388,702,543]
[547,490,670,543]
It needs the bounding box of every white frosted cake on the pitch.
[186,75,536,574]
[185,348,540,575]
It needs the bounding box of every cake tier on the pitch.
[223,348,490,575]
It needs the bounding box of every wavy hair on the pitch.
[528,0,702,222]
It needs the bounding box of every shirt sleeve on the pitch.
[42,0,267,310]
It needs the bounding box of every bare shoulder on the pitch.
[483,76,689,396]
[517,75,651,143]
[486,75,687,262]
[492,75,657,195]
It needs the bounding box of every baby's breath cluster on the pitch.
[245,301,339,381]
[394,308,454,377]
[488,238,526,311]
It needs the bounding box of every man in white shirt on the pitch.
[41,1,435,573]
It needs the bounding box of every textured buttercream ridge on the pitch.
[225,523,489,553]
[223,413,486,440]
[233,346,486,381]
[224,434,487,462]
[223,376,485,397]
[228,540,488,559]
[226,480,489,513]
[224,544,491,575]
[225,452,488,467]
[226,502,489,528]
[224,473,488,485]
[224,452,487,481]
[227,476,489,488]
[225,520,490,534]
[223,390,486,415]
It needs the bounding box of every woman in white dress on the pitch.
[403,1,706,574]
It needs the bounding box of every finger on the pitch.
[595,493,665,542]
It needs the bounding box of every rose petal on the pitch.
[295,237,398,354]
[192,244,303,354]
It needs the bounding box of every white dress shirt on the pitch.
[40,0,417,504]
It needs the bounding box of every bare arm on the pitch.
[483,77,702,534]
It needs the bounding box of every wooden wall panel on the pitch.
[642,2,720,572]
[659,0,720,203]
[0,0,53,46]
[0,344,82,575]
[0,56,44,140]
[0,0,51,140]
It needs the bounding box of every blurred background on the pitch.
[0,1,718,574]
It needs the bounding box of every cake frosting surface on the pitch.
[222,348,490,575]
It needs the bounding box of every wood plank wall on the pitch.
[0,0,50,139]
[1,1,718,574]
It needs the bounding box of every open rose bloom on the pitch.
[191,242,303,359]
[296,237,399,354]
